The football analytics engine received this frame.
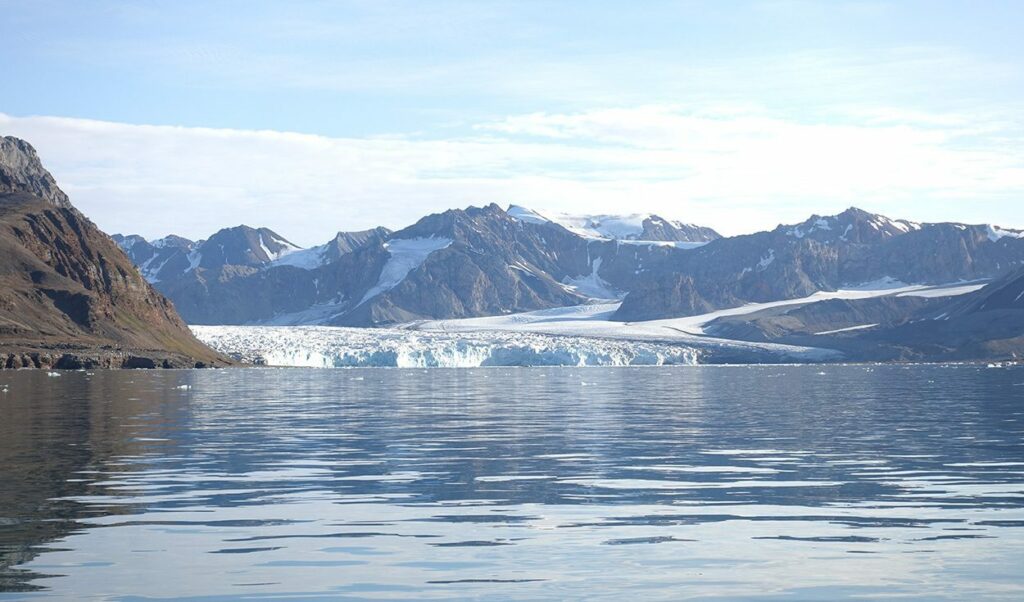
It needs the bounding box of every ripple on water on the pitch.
[0,364,1023,600]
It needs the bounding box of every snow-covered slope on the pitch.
[358,237,453,305]
[269,244,325,269]
[560,257,622,300]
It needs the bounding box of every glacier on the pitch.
[192,326,701,367]
[191,280,989,368]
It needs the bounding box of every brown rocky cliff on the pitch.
[0,137,228,368]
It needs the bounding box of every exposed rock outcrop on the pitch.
[0,136,71,208]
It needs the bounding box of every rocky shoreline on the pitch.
[1,346,227,370]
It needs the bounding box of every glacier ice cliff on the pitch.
[192,326,700,367]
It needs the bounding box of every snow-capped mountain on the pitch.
[507,205,720,244]
[782,207,922,244]
[194,225,301,268]
[130,204,698,326]
[112,233,196,283]
[117,204,1024,335]
[113,226,301,283]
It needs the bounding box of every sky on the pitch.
[1,0,1023,246]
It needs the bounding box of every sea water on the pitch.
[1,365,1023,600]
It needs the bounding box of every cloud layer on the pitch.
[2,106,1021,246]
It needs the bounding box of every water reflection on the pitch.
[0,365,1023,599]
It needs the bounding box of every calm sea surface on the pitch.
[1,365,1023,601]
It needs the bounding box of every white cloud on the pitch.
[2,106,1022,246]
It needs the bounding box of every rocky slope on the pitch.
[614,207,1024,321]
[0,137,227,369]
[701,270,1024,362]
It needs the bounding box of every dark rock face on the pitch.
[0,138,227,368]
[112,224,308,286]
[194,225,299,269]
[323,227,392,262]
[0,136,71,208]
[948,266,1024,315]
[614,207,1024,321]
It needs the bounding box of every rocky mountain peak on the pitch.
[199,225,301,267]
[393,204,515,242]
[781,207,921,244]
[0,136,72,209]
[153,234,195,250]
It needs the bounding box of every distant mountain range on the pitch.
[114,200,1024,338]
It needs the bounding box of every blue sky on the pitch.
[1,0,1022,244]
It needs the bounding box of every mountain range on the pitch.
[113,204,725,326]
[115,200,1024,342]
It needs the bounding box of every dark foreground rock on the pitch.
[1,348,215,370]
[0,136,230,369]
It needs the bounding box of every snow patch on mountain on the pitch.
[616,239,709,249]
[987,225,1024,243]
[507,204,712,243]
[815,323,878,335]
[358,237,453,305]
[114,234,146,254]
[271,244,327,269]
[786,211,921,241]
[506,205,550,225]
[258,230,302,260]
[561,257,622,300]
